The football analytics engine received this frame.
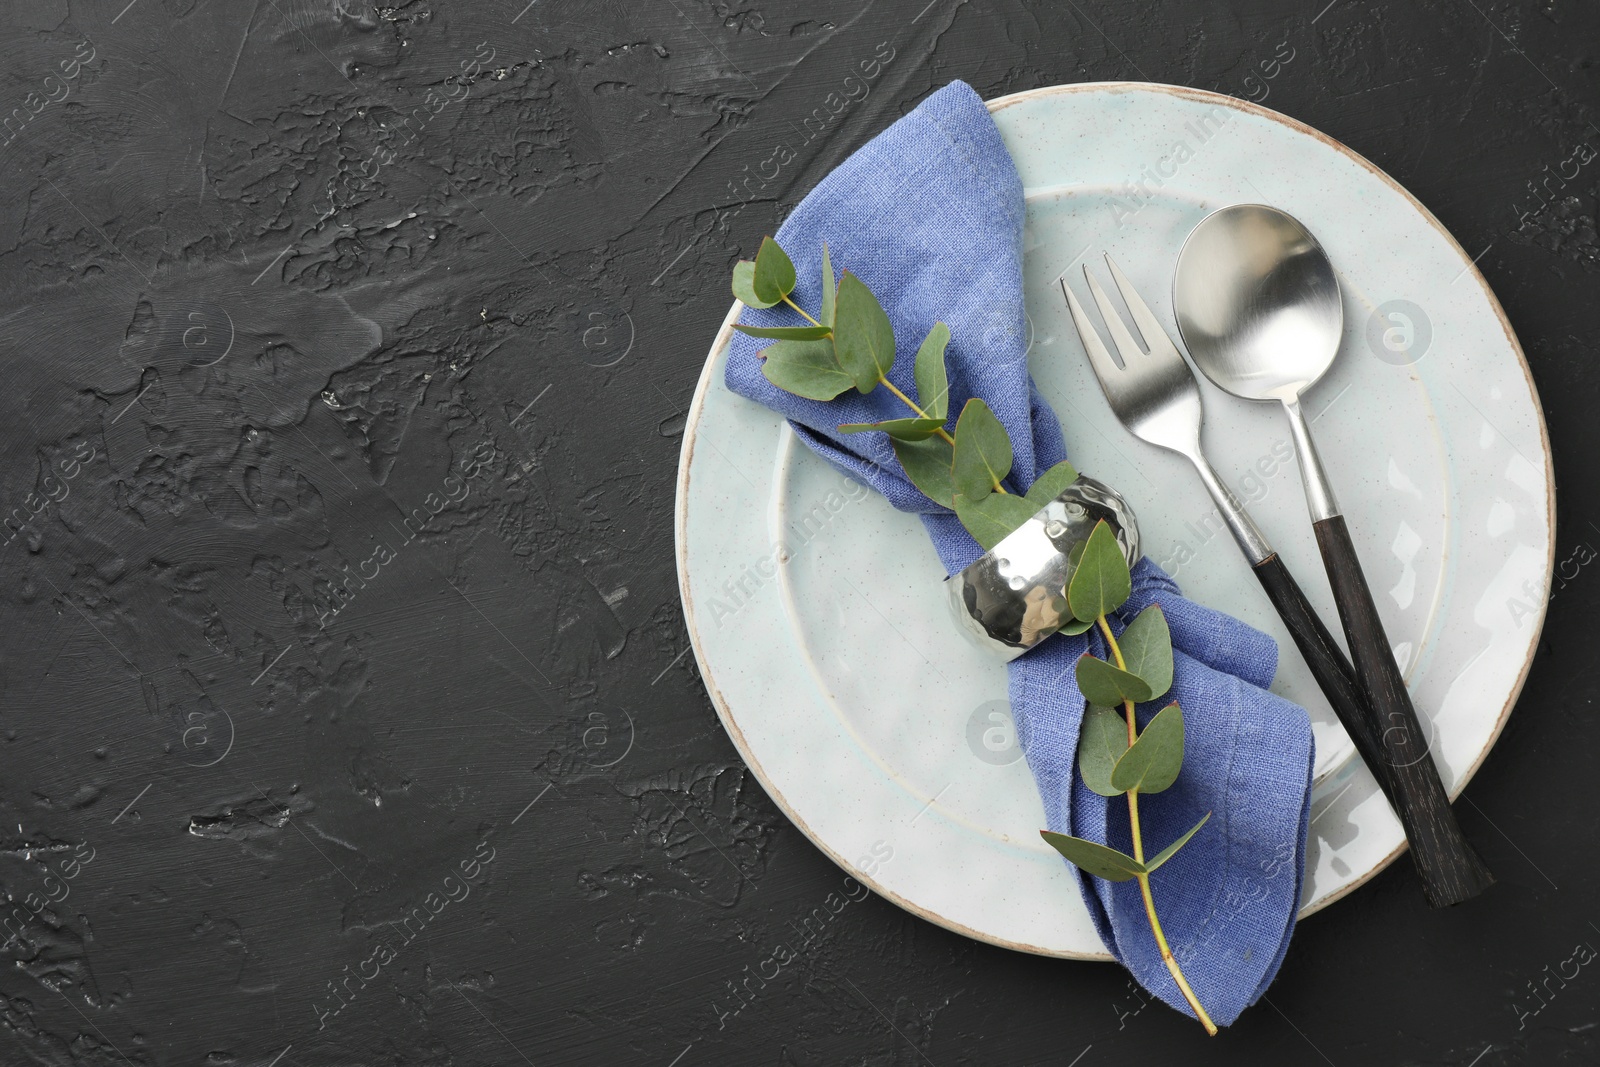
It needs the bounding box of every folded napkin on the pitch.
[724,81,1315,1025]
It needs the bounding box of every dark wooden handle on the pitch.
[1253,554,1441,874]
[1251,553,1384,771]
[1313,514,1494,907]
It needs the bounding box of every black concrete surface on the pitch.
[0,1,1594,1064]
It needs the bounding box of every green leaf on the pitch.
[1039,831,1147,882]
[893,436,955,509]
[732,260,778,309]
[838,417,945,442]
[1060,617,1095,636]
[1111,702,1185,794]
[1067,519,1132,622]
[1145,812,1211,873]
[1119,604,1174,701]
[951,399,1013,501]
[759,339,853,401]
[832,271,898,393]
[1076,654,1154,707]
[733,324,832,340]
[820,243,836,327]
[953,491,1039,551]
[1077,704,1130,797]
[752,237,796,304]
[914,322,951,421]
[1025,460,1080,508]
[1067,538,1087,569]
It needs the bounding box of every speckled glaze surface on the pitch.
[675,83,1554,959]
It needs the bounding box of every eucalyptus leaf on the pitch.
[1077,704,1131,797]
[1145,812,1211,874]
[1076,654,1154,707]
[752,236,797,304]
[953,491,1039,551]
[1119,604,1174,700]
[1110,702,1184,794]
[759,339,853,400]
[838,417,945,442]
[1024,460,1081,508]
[914,322,951,421]
[734,324,832,340]
[833,271,898,393]
[1039,831,1147,882]
[1060,617,1095,636]
[951,399,1013,501]
[893,436,956,509]
[1067,519,1132,622]
[820,243,836,327]
[732,260,778,309]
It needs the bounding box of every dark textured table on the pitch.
[0,1,1593,1064]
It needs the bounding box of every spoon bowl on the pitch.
[1173,204,1343,404]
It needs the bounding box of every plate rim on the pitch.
[673,80,1555,957]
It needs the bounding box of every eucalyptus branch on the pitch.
[731,237,1043,550]
[1040,520,1218,1035]
[1098,616,1217,1036]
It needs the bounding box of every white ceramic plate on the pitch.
[674,83,1553,958]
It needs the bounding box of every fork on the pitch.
[1061,255,1391,798]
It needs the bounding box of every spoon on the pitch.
[1173,203,1492,907]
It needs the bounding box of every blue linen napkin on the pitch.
[723,80,1315,1026]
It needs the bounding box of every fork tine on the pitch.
[1103,254,1180,359]
[1060,278,1123,396]
[1082,265,1146,369]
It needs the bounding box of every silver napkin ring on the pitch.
[948,475,1141,661]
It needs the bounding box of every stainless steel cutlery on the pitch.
[1064,237,1491,906]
